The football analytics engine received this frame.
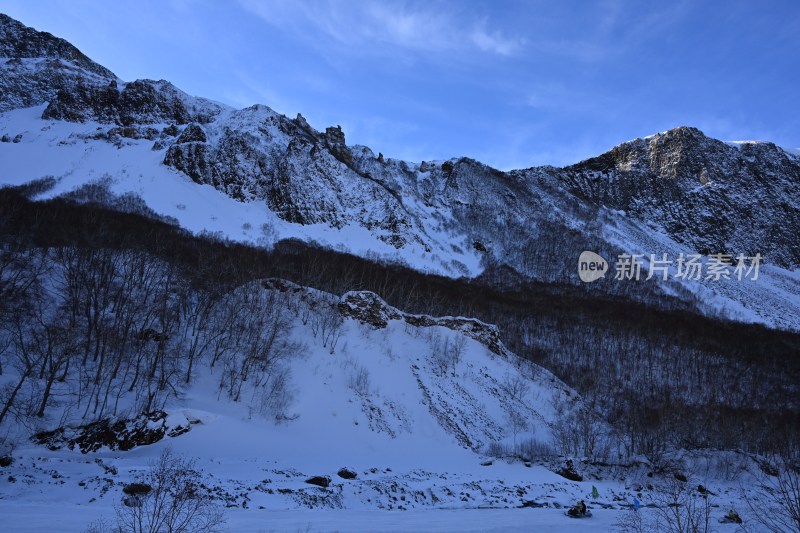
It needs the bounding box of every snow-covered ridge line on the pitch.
[1,12,800,331]
[263,278,510,357]
[339,290,509,356]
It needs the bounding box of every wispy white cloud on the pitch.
[524,81,616,116]
[470,22,521,56]
[522,0,691,63]
[237,0,523,57]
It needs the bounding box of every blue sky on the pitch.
[3,0,799,168]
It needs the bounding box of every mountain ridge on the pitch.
[1,12,799,332]
[0,12,114,78]
[1,14,799,529]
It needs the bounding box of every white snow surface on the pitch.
[0,105,478,277]
[2,104,799,330]
[0,283,778,531]
[599,208,800,331]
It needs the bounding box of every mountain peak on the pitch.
[650,125,705,139]
[2,11,799,277]
[0,13,115,78]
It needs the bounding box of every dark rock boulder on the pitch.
[122,483,153,507]
[305,475,331,488]
[337,468,357,480]
[520,500,548,508]
[556,460,583,482]
[720,510,743,524]
[122,482,152,496]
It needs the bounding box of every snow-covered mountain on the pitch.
[2,14,799,332]
[0,277,780,531]
[560,126,800,268]
[1,13,799,531]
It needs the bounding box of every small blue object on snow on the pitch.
[633,497,640,511]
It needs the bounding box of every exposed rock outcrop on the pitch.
[31,411,195,453]
[0,13,114,77]
[559,127,800,267]
[339,290,509,356]
[175,122,207,143]
[323,125,353,166]
[42,78,219,125]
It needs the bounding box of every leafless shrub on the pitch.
[486,436,551,462]
[614,507,647,533]
[251,365,296,421]
[430,332,467,377]
[83,518,117,533]
[303,302,318,329]
[745,459,800,533]
[309,301,344,352]
[505,405,529,450]
[486,440,513,458]
[502,373,530,401]
[516,437,555,460]
[116,449,224,533]
[348,365,371,397]
[650,477,713,533]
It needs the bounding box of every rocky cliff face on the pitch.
[559,127,800,267]
[0,14,223,125]
[0,13,115,113]
[42,78,223,126]
[0,13,113,78]
[161,104,420,248]
[2,13,799,329]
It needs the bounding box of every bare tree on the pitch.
[745,460,800,533]
[650,477,713,533]
[317,303,344,353]
[0,309,49,426]
[348,364,371,397]
[505,405,529,452]
[447,335,467,377]
[551,398,609,461]
[116,449,224,533]
[502,373,530,401]
[29,312,76,417]
[429,333,467,377]
[217,284,296,406]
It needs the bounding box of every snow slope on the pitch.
[0,104,480,277]
[3,103,799,331]
[2,10,800,330]
[0,283,773,531]
[1,13,797,532]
